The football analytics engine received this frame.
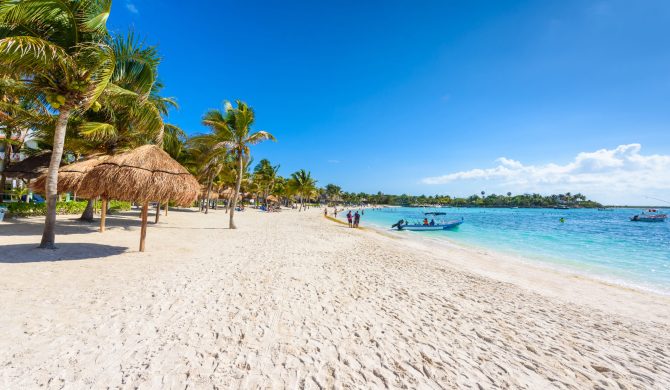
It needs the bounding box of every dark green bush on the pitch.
[6,200,88,217]
[108,200,132,214]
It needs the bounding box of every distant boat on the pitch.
[598,207,614,211]
[554,205,569,210]
[392,217,463,231]
[630,209,667,222]
[424,211,447,216]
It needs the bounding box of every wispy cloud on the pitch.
[328,159,340,164]
[126,1,139,14]
[421,144,670,203]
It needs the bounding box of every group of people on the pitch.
[323,207,364,228]
[422,218,436,226]
[346,210,361,228]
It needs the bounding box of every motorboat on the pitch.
[630,209,667,222]
[392,217,463,231]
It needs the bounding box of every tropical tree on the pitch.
[0,0,119,248]
[201,101,275,228]
[324,183,341,204]
[253,158,279,207]
[289,169,316,211]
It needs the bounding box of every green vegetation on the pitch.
[328,191,602,208]
[4,199,131,218]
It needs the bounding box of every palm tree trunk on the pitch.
[79,198,95,222]
[205,172,214,214]
[39,108,72,249]
[229,154,243,229]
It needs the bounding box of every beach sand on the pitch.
[1,207,669,388]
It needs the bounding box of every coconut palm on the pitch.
[0,0,121,248]
[253,158,279,207]
[200,101,275,228]
[289,169,317,211]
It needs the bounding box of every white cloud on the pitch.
[126,1,138,14]
[421,144,670,204]
[328,159,340,164]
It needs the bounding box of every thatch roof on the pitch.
[267,195,279,203]
[201,185,219,199]
[77,145,199,206]
[31,154,109,195]
[4,152,52,180]
[220,187,235,197]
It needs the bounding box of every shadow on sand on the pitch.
[1,243,127,263]
[0,214,146,236]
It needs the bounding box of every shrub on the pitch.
[108,200,132,214]
[6,201,88,217]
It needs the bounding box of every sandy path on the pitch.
[1,208,669,389]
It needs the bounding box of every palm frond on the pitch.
[78,121,117,142]
[0,35,72,74]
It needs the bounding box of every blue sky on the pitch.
[109,0,670,204]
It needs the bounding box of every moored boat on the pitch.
[630,209,667,222]
[392,217,463,231]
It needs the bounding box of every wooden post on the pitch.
[154,202,160,223]
[140,201,149,252]
[164,201,168,216]
[99,198,107,232]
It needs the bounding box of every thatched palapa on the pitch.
[201,185,219,200]
[78,145,199,206]
[75,145,199,252]
[4,152,53,181]
[31,154,109,196]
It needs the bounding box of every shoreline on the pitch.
[331,210,670,323]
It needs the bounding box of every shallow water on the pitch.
[340,207,670,294]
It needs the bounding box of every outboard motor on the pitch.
[391,219,405,229]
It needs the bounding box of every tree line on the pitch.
[320,186,603,208]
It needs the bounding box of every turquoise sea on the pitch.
[341,207,670,294]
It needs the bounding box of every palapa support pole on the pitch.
[99,198,107,232]
[155,202,161,224]
[164,201,168,216]
[140,201,149,252]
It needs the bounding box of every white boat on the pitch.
[630,209,667,222]
[392,217,463,231]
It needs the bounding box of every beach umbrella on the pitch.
[77,145,199,252]
[266,195,279,204]
[5,152,55,181]
[32,154,111,231]
[201,185,219,200]
[32,154,109,195]
[220,187,235,197]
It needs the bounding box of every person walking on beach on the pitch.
[324,207,328,217]
[354,211,360,228]
[347,211,353,227]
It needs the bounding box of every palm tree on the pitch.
[289,169,317,211]
[253,159,279,207]
[30,32,170,223]
[201,101,275,228]
[325,183,342,204]
[0,1,120,248]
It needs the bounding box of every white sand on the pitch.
[1,207,669,389]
